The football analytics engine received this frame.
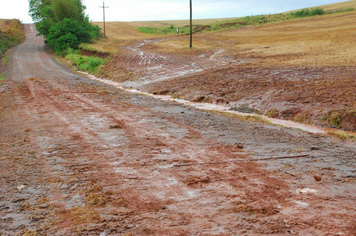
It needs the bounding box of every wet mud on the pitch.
[1,24,356,235]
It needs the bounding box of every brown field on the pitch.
[89,0,356,131]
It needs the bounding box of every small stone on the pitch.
[234,143,244,149]
[17,185,26,191]
[110,124,122,129]
[314,175,322,181]
[311,146,321,150]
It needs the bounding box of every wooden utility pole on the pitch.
[99,2,109,37]
[190,0,193,48]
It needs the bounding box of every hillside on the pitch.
[0,19,24,59]
[87,1,356,132]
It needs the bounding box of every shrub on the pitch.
[290,8,325,18]
[29,0,101,55]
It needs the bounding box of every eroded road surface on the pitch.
[1,24,356,235]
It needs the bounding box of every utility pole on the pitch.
[99,1,109,37]
[190,0,193,48]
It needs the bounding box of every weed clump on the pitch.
[65,54,106,74]
[323,109,356,131]
[265,109,278,118]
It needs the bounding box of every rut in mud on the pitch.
[1,25,356,235]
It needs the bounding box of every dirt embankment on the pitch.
[96,11,356,132]
[143,65,356,131]
[80,48,110,59]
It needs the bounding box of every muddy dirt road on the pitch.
[1,25,356,235]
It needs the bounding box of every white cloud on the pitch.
[0,0,348,23]
[0,0,33,23]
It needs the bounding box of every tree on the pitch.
[52,0,81,22]
[28,0,101,54]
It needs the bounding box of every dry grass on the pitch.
[70,207,102,225]
[15,228,38,236]
[318,0,356,11]
[90,1,356,68]
[0,19,12,31]
[326,130,356,141]
[0,19,6,31]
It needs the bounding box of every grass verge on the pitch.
[0,72,5,81]
[3,55,9,65]
[65,54,107,74]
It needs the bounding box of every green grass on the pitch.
[0,72,5,80]
[3,55,9,65]
[137,7,356,35]
[290,8,325,17]
[138,25,191,35]
[65,54,107,74]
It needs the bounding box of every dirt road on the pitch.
[1,25,356,235]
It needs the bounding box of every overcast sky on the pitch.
[0,0,348,23]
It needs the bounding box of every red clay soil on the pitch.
[80,49,110,59]
[1,24,356,235]
[101,40,356,131]
[143,65,356,131]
